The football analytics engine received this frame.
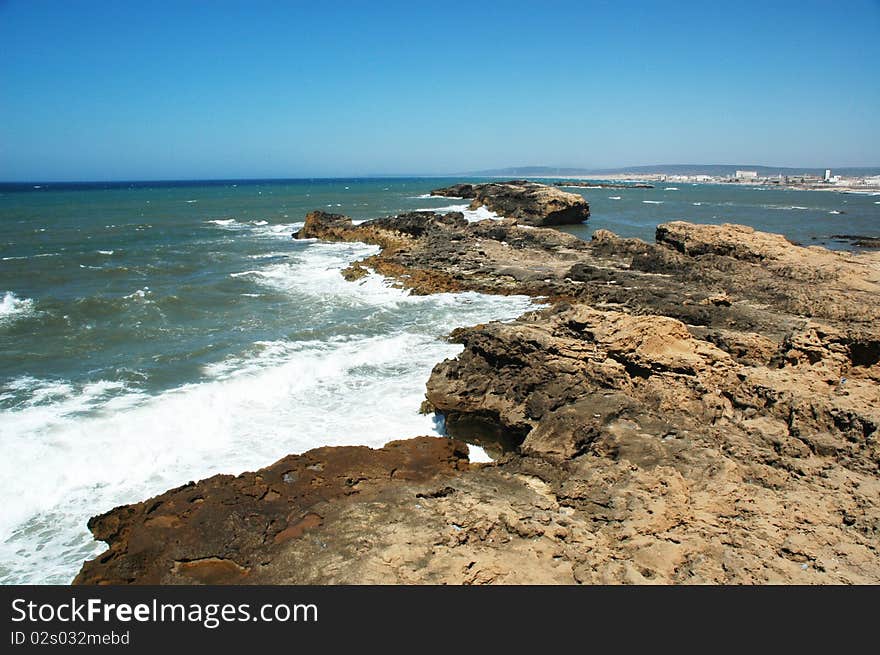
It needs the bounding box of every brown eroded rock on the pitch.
[74,213,880,585]
[74,437,469,584]
[430,180,590,226]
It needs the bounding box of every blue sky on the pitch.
[1,0,878,180]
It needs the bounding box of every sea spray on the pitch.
[0,232,532,584]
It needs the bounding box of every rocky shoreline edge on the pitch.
[74,182,879,584]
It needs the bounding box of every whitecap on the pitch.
[0,242,533,583]
[97,250,114,255]
[2,253,60,261]
[248,252,288,260]
[252,222,304,238]
[0,291,35,323]
[608,196,621,200]
[209,218,238,227]
[123,287,151,300]
[664,187,679,191]
[642,200,664,204]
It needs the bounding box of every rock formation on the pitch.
[74,438,470,584]
[430,180,590,226]
[831,234,880,249]
[75,205,880,585]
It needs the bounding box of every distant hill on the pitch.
[459,164,880,177]
[459,166,602,177]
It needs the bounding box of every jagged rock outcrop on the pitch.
[75,211,880,585]
[430,180,590,226]
[74,438,469,584]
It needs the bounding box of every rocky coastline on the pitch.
[74,183,880,584]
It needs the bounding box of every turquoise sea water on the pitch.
[0,177,878,584]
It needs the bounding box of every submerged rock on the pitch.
[830,234,880,249]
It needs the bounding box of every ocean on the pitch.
[1,178,878,584]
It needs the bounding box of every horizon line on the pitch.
[3,163,880,185]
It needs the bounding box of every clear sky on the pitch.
[1,0,879,181]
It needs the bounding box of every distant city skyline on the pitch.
[1,0,879,181]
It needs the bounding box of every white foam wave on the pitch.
[664,187,679,191]
[97,250,114,255]
[608,196,621,200]
[420,203,468,212]
[642,200,664,204]
[255,222,304,237]
[0,291,35,323]
[2,253,60,261]
[462,205,501,222]
[419,203,501,222]
[0,241,534,584]
[123,287,151,300]
[466,445,493,463]
[207,219,304,239]
[248,252,289,260]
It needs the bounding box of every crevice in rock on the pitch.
[441,410,530,456]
